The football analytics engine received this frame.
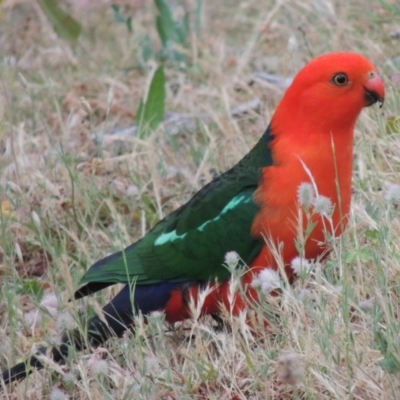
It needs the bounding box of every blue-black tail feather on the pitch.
[2,282,183,385]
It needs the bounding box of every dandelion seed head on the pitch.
[385,184,400,203]
[297,182,315,208]
[313,195,333,216]
[56,312,75,333]
[50,388,68,400]
[251,268,281,294]
[92,359,109,375]
[291,257,312,275]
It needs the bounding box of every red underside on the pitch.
[163,270,262,323]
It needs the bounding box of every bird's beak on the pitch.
[363,73,385,108]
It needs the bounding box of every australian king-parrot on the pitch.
[1,52,385,384]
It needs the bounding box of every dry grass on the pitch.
[1,0,400,398]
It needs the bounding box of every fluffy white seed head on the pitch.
[224,251,240,268]
[291,257,313,275]
[297,182,315,209]
[24,309,42,330]
[251,268,281,294]
[40,292,59,317]
[56,312,75,333]
[385,184,400,203]
[63,372,76,384]
[91,359,109,376]
[148,310,164,319]
[313,195,333,216]
[50,388,68,400]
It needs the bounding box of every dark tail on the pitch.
[2,282,182,385]
[2,285,136,384]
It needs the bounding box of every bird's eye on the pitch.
[331,73,349,86]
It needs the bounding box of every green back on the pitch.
[77,127,274,295]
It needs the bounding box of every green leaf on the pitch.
[379,354,400,373]
[155,0,181,45]
[39,0,81,41]
[373,329,388,354]
[111,4,133,33]
[22,279,44,301]
[359,248,374,262]
[365,229,379,239]
[137,66,166,138]
[175,10,189,44]
[140,35,154,62]
[111,4,125,23]
[156,15,168,47]
[126,17,133,33]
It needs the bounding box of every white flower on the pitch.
[92,359,109,376]
[313,195,333,216]
[40,292,58,317]
[56,312,75,333]
[50,388,68,400]
[147,310,165,329]
[166,165,179,178]
[224,251,239,268]
[251,268,281,294]
[148,310,164,319]
[297,182,315,208]
[24,309,42,330]
[126,185,139,197]
[290,257,313,275]
[63,372,76,384]
[385,184,400,203]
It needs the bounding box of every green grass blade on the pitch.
[39,0,81,41]
[137,66,166,139]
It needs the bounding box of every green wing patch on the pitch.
[77,127,274,295]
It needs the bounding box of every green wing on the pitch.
[77,127,273,297]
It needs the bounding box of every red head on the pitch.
[271,52,385,136]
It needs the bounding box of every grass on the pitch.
[1,0,400,398]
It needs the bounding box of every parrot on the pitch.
[1,52,385,385]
